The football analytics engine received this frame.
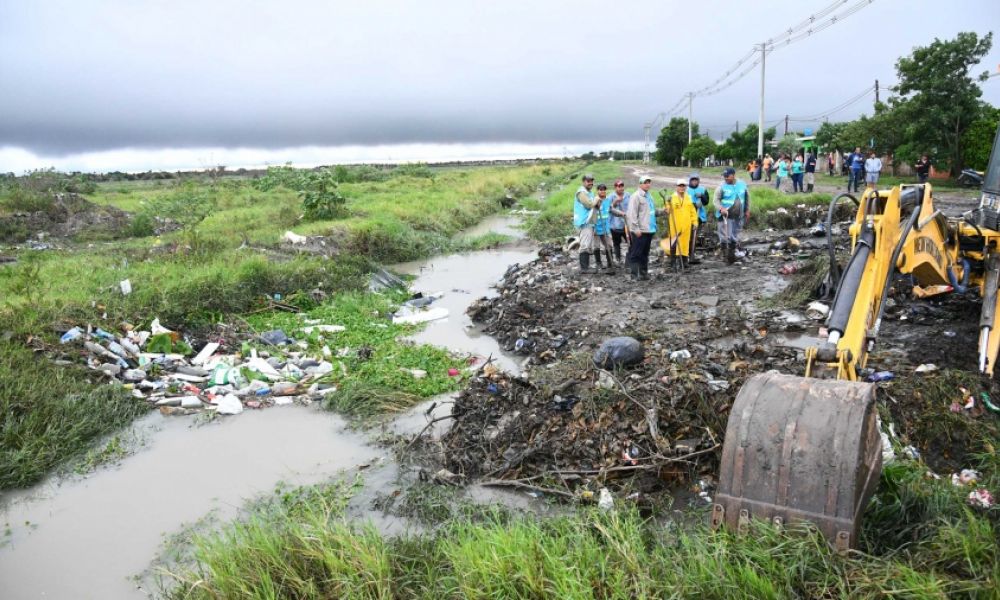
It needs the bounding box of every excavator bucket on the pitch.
[712,372,882,551]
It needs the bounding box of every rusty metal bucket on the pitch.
[712,371,882,550]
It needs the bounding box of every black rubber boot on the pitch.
[719,242,728,261]
[593,250,603,271]
[807,183,814,193]
[579,252,594,274]
[604,250,616,274]
[669,255,677,271]
[629,262,639,280]
[639,265,650,281]
[682,256,690,269]
[726,243,737,265]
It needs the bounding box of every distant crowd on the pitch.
[742,148,933,194]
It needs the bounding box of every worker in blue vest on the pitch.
[686,173,710,265]
[712,167,751,265]
[572,173,598,274]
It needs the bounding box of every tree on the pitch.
[655,118,698,166]
[718,124,775,162]
[777,133,801,158]
[682,136,717,166]
[815,122,851,152]
[962,105,1000,171]
[892,31,993,174]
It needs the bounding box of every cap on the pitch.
[596,183,607,190]
[638,175,652,183]
[676,179,687,186]
[582,173,595,181]
[613,179,624,186]
[688,172,700,182]
[722,167,736,177]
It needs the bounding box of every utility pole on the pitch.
[643,124,651,164]
[687,92,694,166]
[784,115,789,136]
[874,79,879,107]
[757,42,766,159]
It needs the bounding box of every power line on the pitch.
[786,85,876,121]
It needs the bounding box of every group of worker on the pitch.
[573,169,751,280]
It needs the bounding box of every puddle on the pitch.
[0,408,379,599]
[393,216,536,373]
[770,332,824,350]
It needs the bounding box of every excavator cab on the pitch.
[714,130,1000,548]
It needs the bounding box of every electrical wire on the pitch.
[786,85,876,121]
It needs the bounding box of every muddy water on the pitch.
[0,408,379,599]
[393,215,536,373]
[0,213,541,599]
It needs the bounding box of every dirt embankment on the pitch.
[0,193,134,243]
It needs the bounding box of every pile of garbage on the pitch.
[440,344,738,497]
[58,318,343,416]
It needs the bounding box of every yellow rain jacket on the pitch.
[661,191,698,257]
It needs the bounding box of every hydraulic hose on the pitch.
[826,193,859,286]
[872,202,922,338]
[827,224,876,337]
[979,254,1000,372]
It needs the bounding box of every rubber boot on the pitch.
[593,250,603,272]
[639,264,650,281]
[719,242,728,261]
[682,256,690,270]
[604,250,616,274]
[669,254,678,271]
[579,252,595,274]
[807,183,814,193]
[629,262,639,281]
[726,243,737,265]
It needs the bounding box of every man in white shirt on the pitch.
[864,151,883,191]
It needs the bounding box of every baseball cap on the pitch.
[676,179,687,186]
[613,179,625,186]
[688,172,700,182]
[722,167,736,177]
[582,173,595,181]
[596,183,607,190]
[638,175,652,183]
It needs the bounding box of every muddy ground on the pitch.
[0,192,137,245]
[415,196,1000,505]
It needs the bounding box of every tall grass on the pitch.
[164,489,992,599]
[0,340,149,489]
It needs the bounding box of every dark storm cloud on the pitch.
[1,0,998,157]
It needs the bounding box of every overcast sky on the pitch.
[2,0,999,171]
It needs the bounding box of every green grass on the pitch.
[162,470,998,599]
[525,162,620,241]
[245,290,464,418]
[0,340,149,489]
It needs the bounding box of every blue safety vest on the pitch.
[715,180,748,219]
[688,185,708,222]
[647,194,657,233]
[573,186,595,228]
[594,197,612,235]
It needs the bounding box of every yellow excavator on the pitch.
[713,129,1000,550]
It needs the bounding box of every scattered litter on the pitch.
[912,285,953,298]
[447,368,460,377]
[119,279,132,295]
[369,268,406,292]
[707,379,730,392]
[300,324,346,334]
[392,306,449,325]
[405,368,427,379]
[902,445,921,460]
[593,337,644,369]
[914,363,938,373]
[191,342,220,365]
[805,301,829,320]
[216,394,244,415]
[669,349,692,362]
[968,488,994,509]
[259,329,291,345]
[951,469,980,486]
[282,230,308,245]
[60,327,83,344]
[982,393,1000,413]
[598,488,614,511]
[778,261,803,275]
[867,371,894,382]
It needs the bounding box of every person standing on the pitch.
[915,155,931,184]
[686,173,710,265]
[624,176,662,281]
[791,154,804,193]
[572,173,598,274]
[805,151,817,192]
[864,151,882,191]
[774,155,789,191]
[714,167,750,265]
[762,154,774,182]
[592,183,616,274]
[662,179,698,270]
[608,179,630,266]
[847,147,865,193]
[827,152,835,177]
